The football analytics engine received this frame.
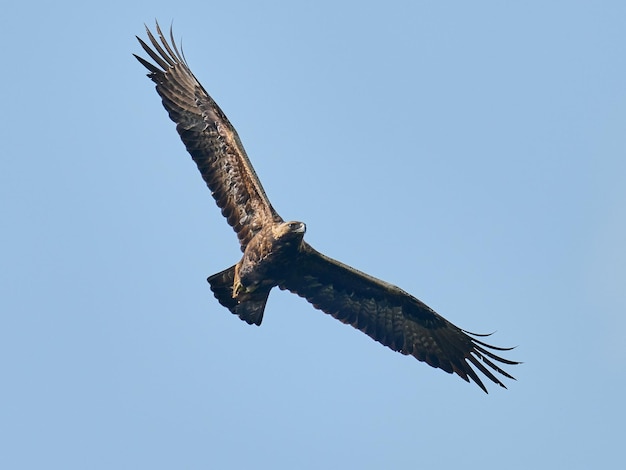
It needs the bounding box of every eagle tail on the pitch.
[207,266,268,326]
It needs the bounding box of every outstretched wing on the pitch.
[135,23,281,250]
[280,243,518,393]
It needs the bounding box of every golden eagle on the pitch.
[135,23,518,392]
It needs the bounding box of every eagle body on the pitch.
[210,221,307,326]
[237,221,307,294]
[135,23,519,392]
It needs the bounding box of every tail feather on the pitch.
[207,265,269,326]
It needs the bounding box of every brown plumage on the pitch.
[135,22,519,393]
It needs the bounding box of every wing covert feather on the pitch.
[280,243,518,393]
[135,23,281,250]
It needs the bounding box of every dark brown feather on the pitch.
[134,23,281,250]
[279,243,518,393]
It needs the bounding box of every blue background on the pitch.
[2,1,625,468]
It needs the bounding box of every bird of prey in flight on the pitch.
[135,22,518,393]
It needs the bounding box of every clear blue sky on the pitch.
[2,1,625,468]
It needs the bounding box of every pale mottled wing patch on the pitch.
[135,23,281,250]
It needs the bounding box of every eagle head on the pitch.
[273,221,306,241]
